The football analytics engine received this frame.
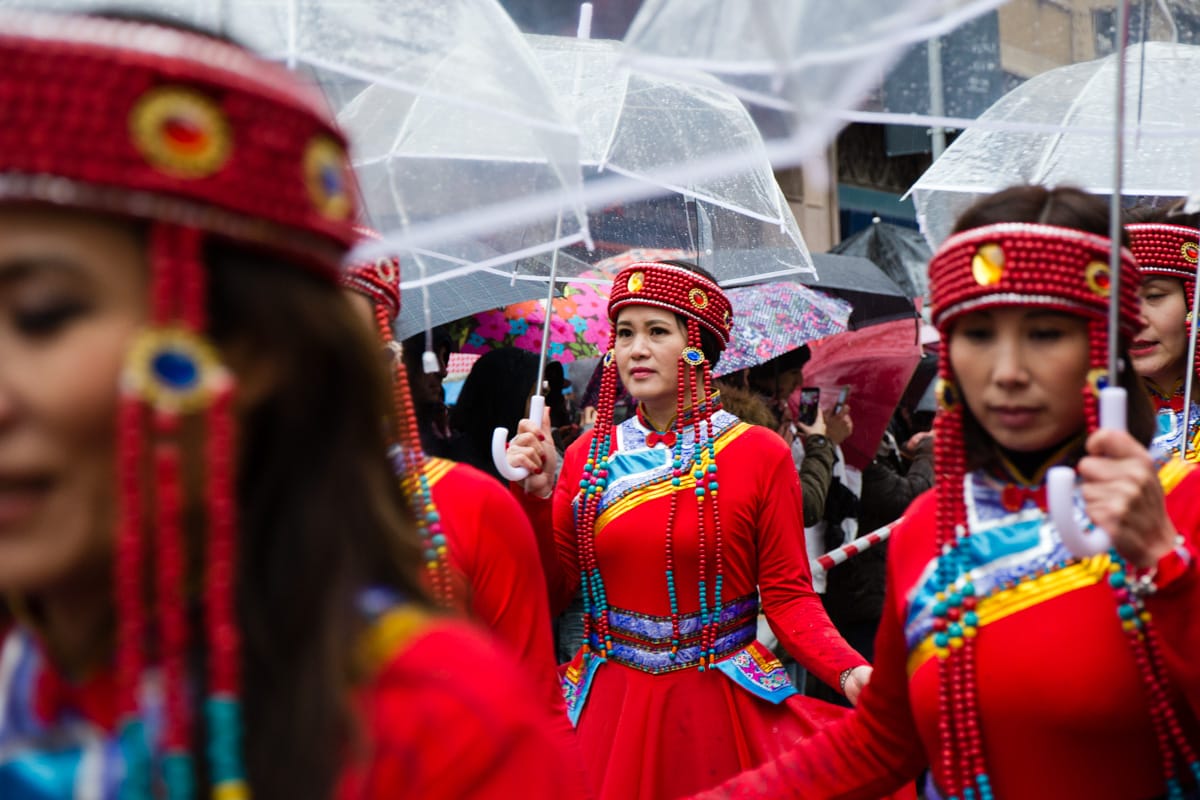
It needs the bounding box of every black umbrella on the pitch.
[804,252,917,330]
[830,219,931,302]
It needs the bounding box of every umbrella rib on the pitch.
[300,53,580,137]
[601,163,784,226]
[595,64,632,173]
[387,232,588,289]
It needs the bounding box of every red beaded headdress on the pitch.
[577,262,735,670]
[1127,224,1199,392]
[340,234,453,607]
[1127,223,1199,314]
[926,223,1156,799]
[0,10,359,798]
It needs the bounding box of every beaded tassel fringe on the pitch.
[115,223,248,800]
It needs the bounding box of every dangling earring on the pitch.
[935,377,960,411]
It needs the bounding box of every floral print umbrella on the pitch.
[453,274,614,363]
[713,281,852,377]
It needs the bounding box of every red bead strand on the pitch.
[114,392,146,717]
[205,381,240,697]
[153,412,191,755]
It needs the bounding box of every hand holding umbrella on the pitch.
[1047,0,1131,559]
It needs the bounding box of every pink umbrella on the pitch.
[790,318,922,471]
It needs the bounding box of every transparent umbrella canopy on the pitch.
[17,0,593,286]
[528,32,813,283]
[621,0,1007,167]
[911,41,1200,246]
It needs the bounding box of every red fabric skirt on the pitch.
[575,662,897,799]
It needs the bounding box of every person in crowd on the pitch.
[0,11,582,798]
[690,185,1200,800]
[400,326,454,455]
[811,416,934,706]
[1126,205,1200,461]
[446,347,541,481]
[341,250,579,758]
[505,261,897,800]
[744,348,855,527]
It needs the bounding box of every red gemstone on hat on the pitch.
[164,116,206,151]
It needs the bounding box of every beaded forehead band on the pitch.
[1127,223,1200,282]
[1127,223,1199,324]
[608,262,734,348]
[929,222,1143,340]
[0,9,358,274]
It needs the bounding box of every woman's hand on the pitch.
[842,665,873,706]
[825,405,854,446]
[1077,428,1178,569]
[795,408,828,439]
[506,408,558,498]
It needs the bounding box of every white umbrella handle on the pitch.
[1047,386,1125,558]
[492,395,547,482]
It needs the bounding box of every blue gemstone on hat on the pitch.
[152,349,198,389]
[321,164,342,195]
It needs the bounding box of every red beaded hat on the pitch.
[0,11,360,797]
[0,10,359,271]
[1127,222,1199,317]
[929,222,1142,340]
[608,262,734,348]
[342,227,401,318]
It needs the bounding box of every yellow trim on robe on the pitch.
[906,554,1113,676]
[421,456,456,489]
[356,604,429,677]
[594,422,753,536]
[1160,457,1197,492]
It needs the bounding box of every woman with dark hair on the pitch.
[340,251,580,765]
[1125,206,1200,461]
[505,261,882,799]
[689,185,1200,800]
[448,347,541,480]
[0,11,579,799]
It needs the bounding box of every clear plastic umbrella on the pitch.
[19,0,593,287]
[621,0,1007,168]
[911,41,1200,246]
[528,32,814,282]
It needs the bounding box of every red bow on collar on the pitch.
[1000,483,1046,513]
[1159,395,1186,414]
[645,430,677,448]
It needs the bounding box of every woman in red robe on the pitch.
[341,252,578,756]
[1125,216,1200,462]
[690,186,1200,800]
[0,11,581,799]
[506,261,893,799]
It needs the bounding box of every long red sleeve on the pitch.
[1145,464,1200,723]
[751,428,868,689]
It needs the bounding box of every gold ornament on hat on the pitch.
[130,86,232,179]
[1182,241,1199,264]
[303,135,353,221]
[627,271,645,293]
[1085,261,1111,298]
[971,244,1004,286]
[689,287,709,309]
[935,377,960,411]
